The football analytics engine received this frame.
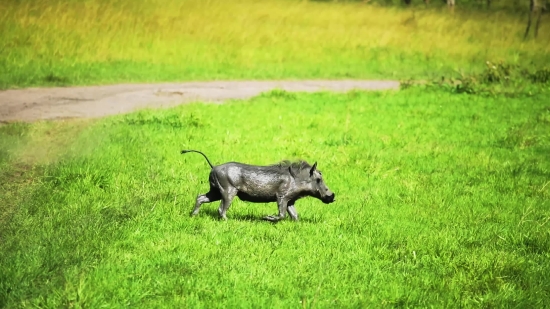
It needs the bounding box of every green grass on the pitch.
[1,88,549,307]
[1,0,549,88]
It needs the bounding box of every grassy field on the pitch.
[1,88,549,307]
[1,0,550,88]
[1,0,549,307]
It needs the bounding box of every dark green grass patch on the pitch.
[1,89,549,307]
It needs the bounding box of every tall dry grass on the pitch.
[1,0,548,87]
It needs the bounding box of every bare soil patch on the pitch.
[0,80,400,122]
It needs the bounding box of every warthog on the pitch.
[181,150,335,222]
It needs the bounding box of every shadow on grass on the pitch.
[199,207,323,224]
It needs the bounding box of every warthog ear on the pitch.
[310,162,317,176]
[288,166,296,178]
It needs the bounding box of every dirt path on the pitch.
[0,80,400,122]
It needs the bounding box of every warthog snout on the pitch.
[322,192,335,204]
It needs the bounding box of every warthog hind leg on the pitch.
[218,189,237,220]
[192,190,221,216]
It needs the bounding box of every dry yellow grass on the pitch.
[1,0,548,86]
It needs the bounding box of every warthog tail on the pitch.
[181,149,214,169]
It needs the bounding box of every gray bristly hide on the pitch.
[181,150,335,222]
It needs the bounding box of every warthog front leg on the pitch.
[287,202,299,221]
[263,198,289,222]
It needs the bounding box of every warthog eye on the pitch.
[316,178,321,183]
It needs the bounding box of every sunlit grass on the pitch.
[1,0,549,88]
[1,88,549,307]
